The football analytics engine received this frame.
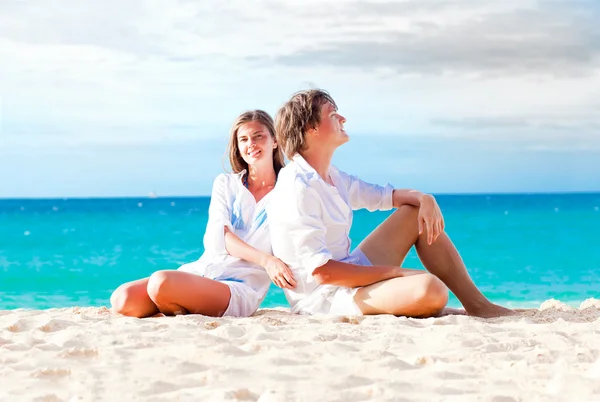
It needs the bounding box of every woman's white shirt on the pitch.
[179,172,272,301]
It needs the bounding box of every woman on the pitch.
[110,110,296,318]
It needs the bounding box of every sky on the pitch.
[1,0,599,198]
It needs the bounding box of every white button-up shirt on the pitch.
[179,172,271,300]
[267,154,394,314]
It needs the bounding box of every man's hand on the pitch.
[418,194,445,245]
[262,256,297,289]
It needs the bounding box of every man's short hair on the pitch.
[275,89,337,159]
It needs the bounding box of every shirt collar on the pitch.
[292,153,339,182]
[235,169,247,186]
[292,153,317,175]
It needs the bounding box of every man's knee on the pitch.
[414,275,448,312]
[394,205,419,225]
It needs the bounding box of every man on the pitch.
[266,89,514,318]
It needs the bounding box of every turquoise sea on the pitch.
[1,193,599,310]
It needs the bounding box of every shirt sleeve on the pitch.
[337,170,394,211]
[270,185,333,275]
[202,174,234,256]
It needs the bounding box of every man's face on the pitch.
[313,101,348,148]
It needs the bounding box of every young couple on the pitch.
[111,90,514,319]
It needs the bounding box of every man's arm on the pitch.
[392,189,427,208]
[313,260,403,288]
[340,170,430,212]
[393,189,445,245]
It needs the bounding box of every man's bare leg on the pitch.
[354,268,448,317]
[358,205,515,318]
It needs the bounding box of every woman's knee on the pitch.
[109,286,125,313]
[110,283,140,315]
[146,270,173,303]
[414,275,448,312]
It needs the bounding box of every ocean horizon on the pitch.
[4,189,600,200]
[1,192,599,311]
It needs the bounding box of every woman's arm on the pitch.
[224,227,296,289]
[202,175,235,255]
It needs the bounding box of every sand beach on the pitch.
[1,299,600,401]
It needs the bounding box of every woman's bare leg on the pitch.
[110,278,159,318]
[358,205,515,318]
[146,270,231,317]
[354,268,448,317]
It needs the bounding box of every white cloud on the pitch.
[0,0,599,150]
[269,1,600,76]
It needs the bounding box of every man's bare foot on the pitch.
[513,308,537,316]
[435,307,467,317]
[466,303,519,318]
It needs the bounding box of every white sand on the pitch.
[1,299,600,402]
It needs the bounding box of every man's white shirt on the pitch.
[267,154,394,314]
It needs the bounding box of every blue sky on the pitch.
[1,0,599,198]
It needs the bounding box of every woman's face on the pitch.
[237,121,276,168]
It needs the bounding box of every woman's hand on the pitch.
[262,256,297,289]
[418,194,445,245]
